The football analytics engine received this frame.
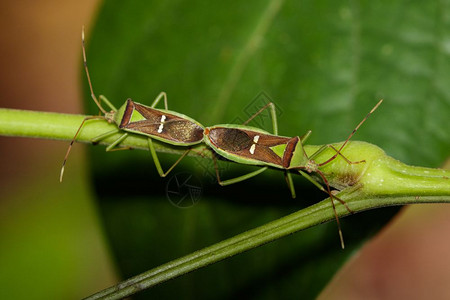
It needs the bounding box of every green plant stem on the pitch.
[83,192,448,300]
[1,108,449,299]
[0,108,209,157]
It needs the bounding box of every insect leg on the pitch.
[298,169,349,249]
[212,154,268,186]
[90,128,120,144]
[105,133,129,151]
[297,170,352,212]
[300,130,312,143]
[323,144,365,165]
[150,92,168,109]
[147,138,191,177]
[60,116,106,182]
[98,95,117,111]
[284,171,296,198]
[92,129,133,152]
[308,144,365,167]
[243,102,278,135]
[317,100,383,167]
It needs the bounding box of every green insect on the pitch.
[60,28,205,182]
[204,100,383,248]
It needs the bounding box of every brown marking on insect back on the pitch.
[120,101,204,144]
[207,127,292,166]
[282,136,299,168]
[119,99,135,128]
[209,128,252,151]
[133,102,166,123]
[163,120,204,143]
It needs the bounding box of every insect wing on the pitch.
[207,127,295,167]
[120,101,204,145]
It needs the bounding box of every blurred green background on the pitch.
[1,0,449,299]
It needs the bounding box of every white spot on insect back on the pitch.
[158,124,164,133]
[158,115,166,133]
[249,135,260,155]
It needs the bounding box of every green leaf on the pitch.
[84,0,450,298]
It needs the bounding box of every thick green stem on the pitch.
[305,142,450,197]
[0,108,209,156]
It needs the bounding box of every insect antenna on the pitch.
[60,115,105,182]
[60,27,109,182]
[318,99,383,167]
[315,169,346,249]
[82,26,107,115]
[307,100,383,247]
